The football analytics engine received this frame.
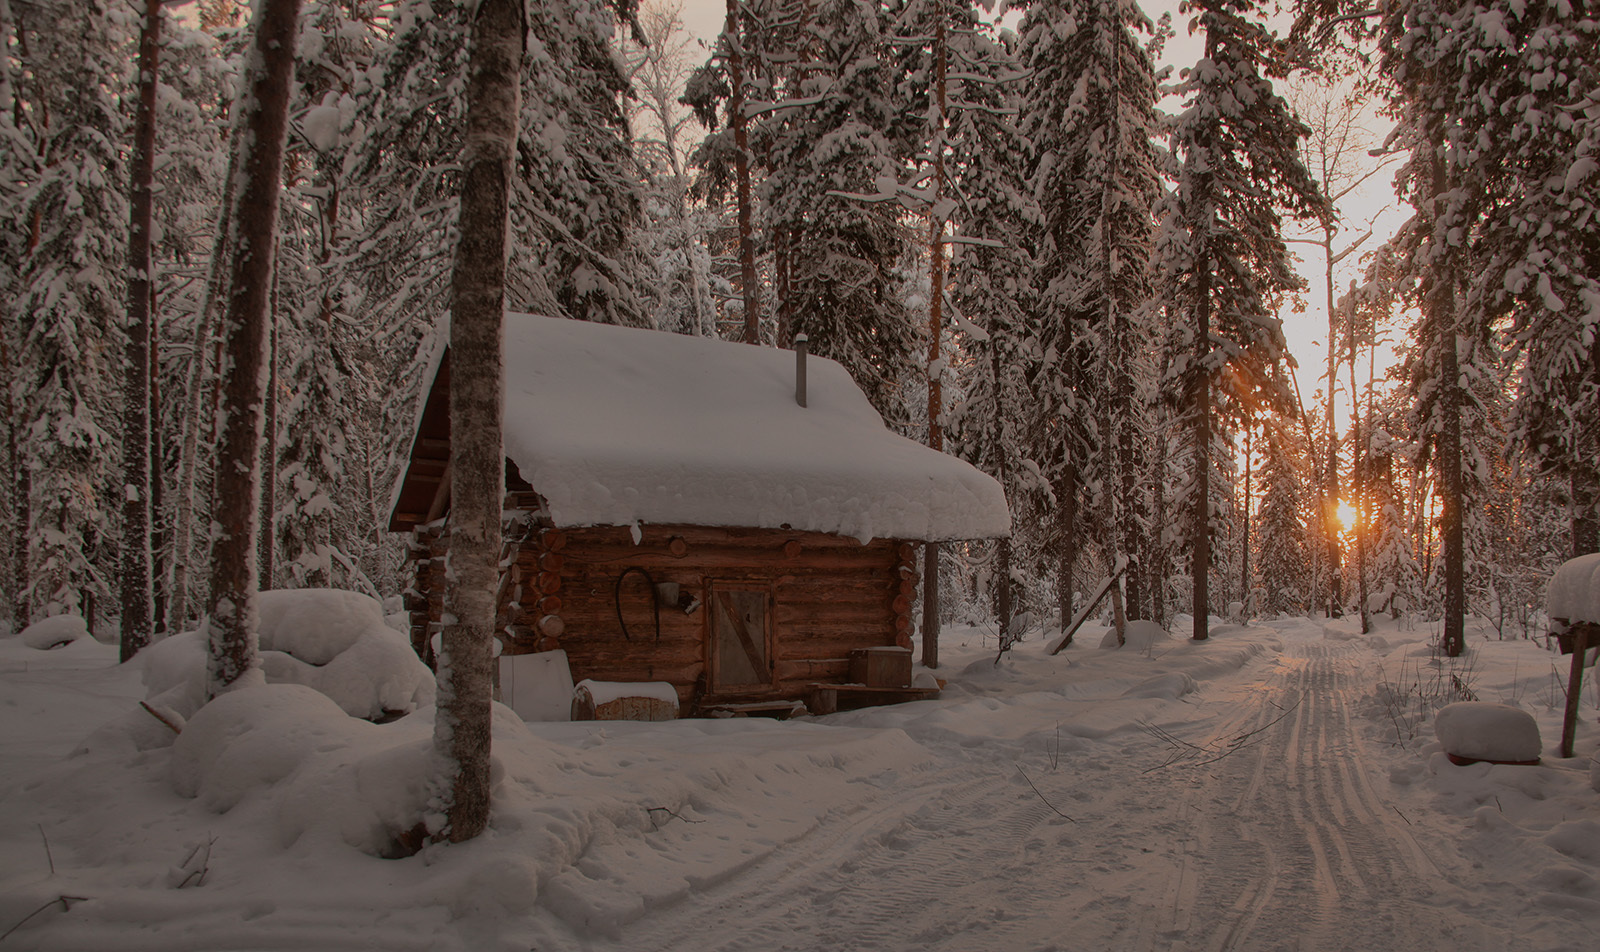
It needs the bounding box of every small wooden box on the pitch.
[849,646,912,688]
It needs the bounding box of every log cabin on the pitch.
[388,314,1010,716]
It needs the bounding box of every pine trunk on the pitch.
[1438,283,1465,657]
[920,17,947,670]
[169,137,240,634]
[1193,254,1212,642]
[205,0,302,696]
[258,274,279,590]
[1240,420,1252,620]
[1573,471,1597,558]
[1057,471,1078,645]
[725,0,760,344]
[434,0,523,844]
[119,0,161,662]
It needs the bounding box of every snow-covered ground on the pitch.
[2,610,1597,951]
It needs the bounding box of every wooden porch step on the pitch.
[807,683,941,716]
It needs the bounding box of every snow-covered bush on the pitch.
[16,615,89,650]
[143,589,434,722]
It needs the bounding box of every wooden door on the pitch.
[708,583,774,692]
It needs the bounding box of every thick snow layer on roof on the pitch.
[500,314,1009,542]
[1547,552,1600,625]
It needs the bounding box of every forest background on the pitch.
[0,0,1595,664]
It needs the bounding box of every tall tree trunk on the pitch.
[1240,419,1252,620]
[1350,327,1369,634]
[1573,471,1598,558]
[1418,144,1465,658]
[258,273,279,591]
[119,0,161,662]
[1193,254,1212,642]
[434,0,523,844]
[1322,224,1341,619]
[3,327,25,628]
[1438,282,1465,657]
[921,16,947,670]
[725,0,760,344]
[169,140,240,634]
[1057,470,1079,645]
[205,0,302,696]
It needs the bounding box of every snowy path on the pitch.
[597,639,1521,952]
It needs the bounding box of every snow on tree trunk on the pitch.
[120,0,162,662]
[205,0,302,696]
[170,139,239,635]
[432,0,523,845]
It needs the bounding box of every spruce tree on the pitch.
[1160,0,1325,641]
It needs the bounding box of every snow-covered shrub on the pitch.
[143,589,434,722]
[17,614,89,650]
[170,682,438,855]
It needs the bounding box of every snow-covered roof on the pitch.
[1547,552,1600,625]
[480,314,1007,543]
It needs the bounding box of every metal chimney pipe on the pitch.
[794,334,809,408]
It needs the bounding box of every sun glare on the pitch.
[1335,500,1358,531]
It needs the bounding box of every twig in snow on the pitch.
[1392,806,1411,826]
[36,825,53,876]
[1015,765,1076,822]
[1139,697,1302,773]
[647,806,703,830]
[0,896,89,944]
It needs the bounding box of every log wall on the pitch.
[405,520,918,714]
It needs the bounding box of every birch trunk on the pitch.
[205,0,302,696]
[433,0,523,844]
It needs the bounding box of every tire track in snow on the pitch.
[613,637,1518,952]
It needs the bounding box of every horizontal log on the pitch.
[540,528,567,552]
[536,595,562,615]
[561,656,705,687]
[775,658,851,681]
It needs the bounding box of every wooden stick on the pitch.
[1560,624,1591,759]
[1049,557,1128,655]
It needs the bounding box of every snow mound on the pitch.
[17,614,88,650]
[172,683,366,809]
[1435,701,1542,764]
[143,589,435,721]
[1120,672,1197,700]
[170,683,440,854]
[1547,552,1600,625]
[1099,620,1170,651]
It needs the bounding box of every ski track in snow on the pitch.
[594,640,1524,952]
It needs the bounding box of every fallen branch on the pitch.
[1140,696,1302,773]
[0,896,89,944]
[647,806,703,830]
[1015,765,1076,822]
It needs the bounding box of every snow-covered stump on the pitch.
[1547,553,1600,759]
[1434,702,1542,766]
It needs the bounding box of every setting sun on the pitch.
[1335,500,1358,531]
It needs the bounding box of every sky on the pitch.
[669,0,1407,438]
